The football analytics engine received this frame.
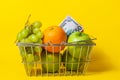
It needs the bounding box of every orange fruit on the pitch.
[43,26,67,53]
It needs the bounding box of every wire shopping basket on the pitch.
[16,39,96,76]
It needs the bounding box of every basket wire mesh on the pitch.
[17,39,96,76]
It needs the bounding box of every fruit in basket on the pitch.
[17,29,29,41]
[68,32,90,42]
[34,55,40,61]
[32,27,40,34]
[20,29,29,37]
[28,34,38,42]
[33,46,42,54]
[17,32,23,41]
[26,54,34,62]
[63,53,80,71]
[31,21,42,28]
[38,39,42,43]
[33,39,43,54]
[25,25,31,33]
[36,31,43,39]
[21,38,32,43]
[41,51,61,72]
[26,54,34,69]
[16,21,43,42]
[19,46,26,58]
[16,21,43,60]
[68,32,92,59]
[43,26,67,53]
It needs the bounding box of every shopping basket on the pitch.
[16,39,96,76]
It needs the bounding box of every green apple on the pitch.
[41,52,61,73]
[68,32,90,42]
[68,32,92,59]
[62,53,80,71]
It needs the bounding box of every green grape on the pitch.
[20,38,25,42]
[32,27,40,34]
[25,25,31,34]
[21,51,27,59]
[32,21,42,28]
[20,38,32,43]
[34,55,40,61]
[21,29,29,38]
[26,54,34,69]
[17,32,23,41]
[34,46,42,53]
[24,38,32,43]
[36,31,43,39]
[26,54,34,62]
[21,52,26,57]
[17,27,30,41]
[38,39,42,44]
[28,34,38,42]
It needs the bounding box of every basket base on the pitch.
[24,63,88,76]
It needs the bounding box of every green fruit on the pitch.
[20,38,33,54]
[28,34,38,42]
[32,27,40,34]
[26,54,34,69]
[33,46,42,53]
[34,55,40,61]
[25,38,32,43]
[20,38,32,43]
[68,46,92,59]
[63,53,80,71]
[20,39,25,43]
[19,46,26,58]
[36,31,43,39]
[17,29,29,41]
[68,32,92,59]
[17,32,23,41]
[41,52,61,73]
[19,46,24,53]
[20,29,29,38]
[26,54,34,62]
[25,25,31,33]
[32,21,42,28]
[68,32,90,43]
[38,39,42,44]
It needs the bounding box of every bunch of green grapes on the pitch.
[17,21,43,43]
[17,21,43,70]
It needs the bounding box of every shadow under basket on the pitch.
[16,40,96,76]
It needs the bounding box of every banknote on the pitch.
[59,16,83,36]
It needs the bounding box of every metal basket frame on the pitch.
[16,39,96,76]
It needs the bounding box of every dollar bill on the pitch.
[59,16,83,35]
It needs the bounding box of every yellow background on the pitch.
[0,0,120,80]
